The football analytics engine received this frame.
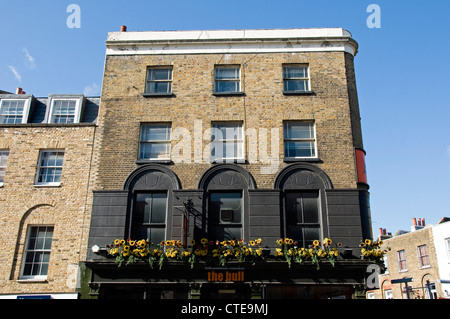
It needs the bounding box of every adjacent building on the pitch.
[0,89,99,298]
[368,217,450,299]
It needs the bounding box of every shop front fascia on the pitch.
[80,259,372,299]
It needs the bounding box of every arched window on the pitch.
[124,164,180,244]
[198,164,256,242]
[274,163,332,247]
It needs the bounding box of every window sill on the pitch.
[213,92,245,97]
[211,158,247,164]
[136,159,172,165]
[283,91,315,96]
[420,265,431,269]
[399,269,408,273]
[17,278,48,283]
[284,157,321,163]
[142,93,175,98]
[34,183,62,188]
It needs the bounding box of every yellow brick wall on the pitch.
[0,125,96,295]
[96,51,361,190]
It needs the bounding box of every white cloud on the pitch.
[8,65,22,82]
[83,83,101,96]
[22,47,36,69]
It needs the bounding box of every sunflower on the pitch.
[365,239,372,245]
[114,239,120,246]
[313,240,320,246]
[190,239,196,245]
[201,238,208,245]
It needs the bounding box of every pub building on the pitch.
[80,27,374,299]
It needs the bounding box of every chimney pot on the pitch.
[16,87,23,94]
[422,218,425,226]
[412,218,417,226]
[418,218,422,226]
[383,228,387,235]
[121,25,127,32]
[379,228,383,236]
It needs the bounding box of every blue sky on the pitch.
[1,0,449,235]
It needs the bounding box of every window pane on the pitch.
[286,193,303,225]
[215,81,238,93]
[284,123,313,139]
[302,193,319,223]
[147,81,171,94]
[151,193,167,223]
[149,68,172,81]
[215,67,238,80]
[149,228,165,245]
[304,227,320,246]
[284,66,308,79]
[284,79,308,92]
[285,141,315,158]
[140,143,170,159]
[141,124,170,141]
[135,194,151,224]
[209,192,242,225]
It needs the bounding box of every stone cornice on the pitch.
[105,28,358,56]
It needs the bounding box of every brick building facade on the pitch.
[368,218,450,299]
[0,92,99,298]
[82,28,374,299]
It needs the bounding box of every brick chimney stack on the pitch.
[411,217,425,232]
[16,87,26,94]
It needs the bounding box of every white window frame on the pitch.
[35,150,65,186]
[417,244,430,269]
[139,123,172,161]
[283,121,318,160]
[445,238,450,262]
[214,65,241,94]
[46,95,85,124]
[0,150,10,187]
[384,289,393,299]
[210,122,245,163]
[397,249,408,272]
[283,64,311,93]
[0,98,32,124]
[145,66,173,95]
[20,226,54,281]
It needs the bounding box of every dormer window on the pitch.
[0,97,33,124]
[47,95,85,124]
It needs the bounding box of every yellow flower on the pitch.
[365,239,372,245]
[256,238,262,245]
[276,239,283,246]
[324,238,332,246]
[249,240,256,246]
[114,239,120,246]
[275,248,283,256]
[201,238,208,245]
[313,240,320,246]
[190,239,196,245]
